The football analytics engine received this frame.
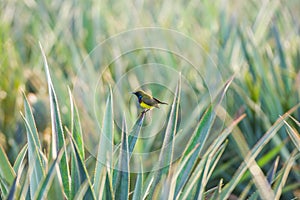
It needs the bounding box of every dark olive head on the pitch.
[132,90,146,100]
[132,90,146,96]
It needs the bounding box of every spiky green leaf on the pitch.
[175,76,234,195]
[115,119,129,200]
[0,145,15,197]
[94,87,114,198]
[22,93,46,199]
[39,42,71,197]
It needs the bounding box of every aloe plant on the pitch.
[0,0,300,199]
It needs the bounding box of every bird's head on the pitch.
[132,90,146,100]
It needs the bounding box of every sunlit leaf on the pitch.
[39,42,71,198]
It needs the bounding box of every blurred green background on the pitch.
[0,0,300,198]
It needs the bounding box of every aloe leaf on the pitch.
[39,42,71,197]
[245,155,275,199]
[110,112,145,195]
[94,87,114,198]
[175,76,234,196]
[128,113,145,156]
[206,113,246,156]
[70,149,82,199]
[132,165,143,200]
[171,111,244,199]
[207,179,223,200]
[13,144,28,173]
[289,115,300,127]
[22,93,46,199]
[159,170,176,200]
[273,150,297,199]
[112,111,145,189]
[18,161,31,200]
[7,162,25,200]
[147,74,181,199]
[227,110,276,199]
[267,156,279,184]
[34,149,63,200]
[0,145,15,197]
[104,172,114,200]
[181,142,227,199]
[73,180,89,200]
[157,143,204,200]
[236,131,285,183]
[95,167,107,200]
[115,119,129,200]
[199,144,227,199]
[141,173,154,200]
[158,74,181,172]
[7,176,18,200]
[68,130,96,199]
[23,94,42,151]
[69,88,85,199]
[69,88,85,158]
[220,104,300,199]
[283,119,300,151]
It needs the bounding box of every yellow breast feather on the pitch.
[140,101,154,109]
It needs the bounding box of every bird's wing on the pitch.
[142,96,160,108]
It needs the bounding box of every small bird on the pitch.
[132,90,168,113]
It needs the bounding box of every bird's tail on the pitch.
[154,97,168,105]
[159,101,168,105]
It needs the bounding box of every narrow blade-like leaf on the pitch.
[69,87,85,158]
[273,150,297,199]
[181,142,227,199]
[68,130,96,200]
[73,180,90,200]
[13,144,28,173]
[148,74,181,199]
[7,162,25,200]
[35,149,64,200]
[267,156,279,184]
[94,87,114,197]
[39,42,71,197]
[283,119,300,151]
[0,145,15,197]
[69,88,85,199]
[22,93,46,199]
[175,76,234,195]
[128,113,145,156]
[115,119,129,200]
[132,164,143,200]
[220,104,300,199]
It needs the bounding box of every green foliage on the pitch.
[0,145,15,196]
[40,43,71,198]
[22,93,45,199]
[94,87,114,199]
[0,0,300,199]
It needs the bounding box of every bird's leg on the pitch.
[142,109,150,114]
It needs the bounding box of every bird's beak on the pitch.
[131,92,136,95]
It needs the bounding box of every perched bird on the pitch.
[132,90,168,113]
